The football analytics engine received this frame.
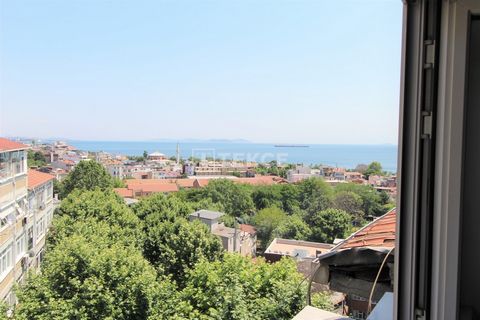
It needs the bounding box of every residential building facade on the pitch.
[189,210,256,257]
[0,139,55,304]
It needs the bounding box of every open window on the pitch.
[397,0,480,319]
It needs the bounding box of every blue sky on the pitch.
[0,0,402,144]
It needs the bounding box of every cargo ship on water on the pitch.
[274,144,309,148]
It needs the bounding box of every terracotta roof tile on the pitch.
[236,176,286,185]
[114,188,134,198]
[28,169,55,189]
[334,208,396,250]
[175,179,195,188]
[132,183,178,193]
[194,179,210,187]
[0,138,28,152]
[240,224,257,235]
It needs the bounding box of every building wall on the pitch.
[0,150,54,303]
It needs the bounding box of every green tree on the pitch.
[297,178,333,214]
[279,184,301,214]
[272,214,311,240]
[112,177,126,188]
[143,150,148,160]
[52,179,63,199]
[179,254,305,320]
[306,208,351,243]
[60,160,114,198]
[252,206,288,248]
[143,216,223,285]
[354,163,368,174]
[27,150,47,168]
[15,234,177,320]
[311,291,334,311]
[0,301,9,320]
[54,189,143,247]
[251,185,283,211]
[251,184,300,214]
[333,191,364,224]
[200,179,255,217]
[364,161,383,178]
[133,193,192,221]
[335,183,386,217]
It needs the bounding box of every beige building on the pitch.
[189,210,257,257]
[0,138,55,304]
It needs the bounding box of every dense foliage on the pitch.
[27,151,47,168]
[59,160,114,198]
[10,160,394,319]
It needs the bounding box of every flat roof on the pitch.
[265,238,334,259]
[292,306,351,320]
[212,225,235,238]
[190,209,224,220]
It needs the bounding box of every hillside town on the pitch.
[0,137,398,319]
[26,140,397,202]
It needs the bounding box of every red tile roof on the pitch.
[333,208,396,250]
[132,183,179,193]
[175,179,195,188]
[126,178,196,188]
[194,179,210,188]
[0,138,28,152]
[236,176,287,185]
[28,169,55,189]
[114,188,134,198]
[126,179,173,187]
[240,224,257,235]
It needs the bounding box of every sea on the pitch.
[67,141,398,172]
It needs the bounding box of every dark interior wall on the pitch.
[460,16,480,319]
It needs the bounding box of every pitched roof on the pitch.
[27,169,55,189]
[240,224,257,235]
[333,208,396,250]
[114,188,134,198]
[132,183,178,193]
[194,179,210,187]
[175,179,195,188]
[0,138,28,152]
[236,176,287,185]
[126,179,174,186]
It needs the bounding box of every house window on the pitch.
[350,310,366,320]
[36,216,45,240]
[16,233,26,259]
[27,227,33,250]
[0,244,13,278]
[0,152,11,179]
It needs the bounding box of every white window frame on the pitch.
[0,243,14,281]
[15,233,26,262]
[430,1,480,319]
[36,215,45,241]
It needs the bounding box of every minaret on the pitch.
[176,143,180,165]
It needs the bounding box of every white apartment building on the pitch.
[0,138,54,304]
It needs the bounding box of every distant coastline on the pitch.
[63,140,398,172]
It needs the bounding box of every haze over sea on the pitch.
[68,141,398,172]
